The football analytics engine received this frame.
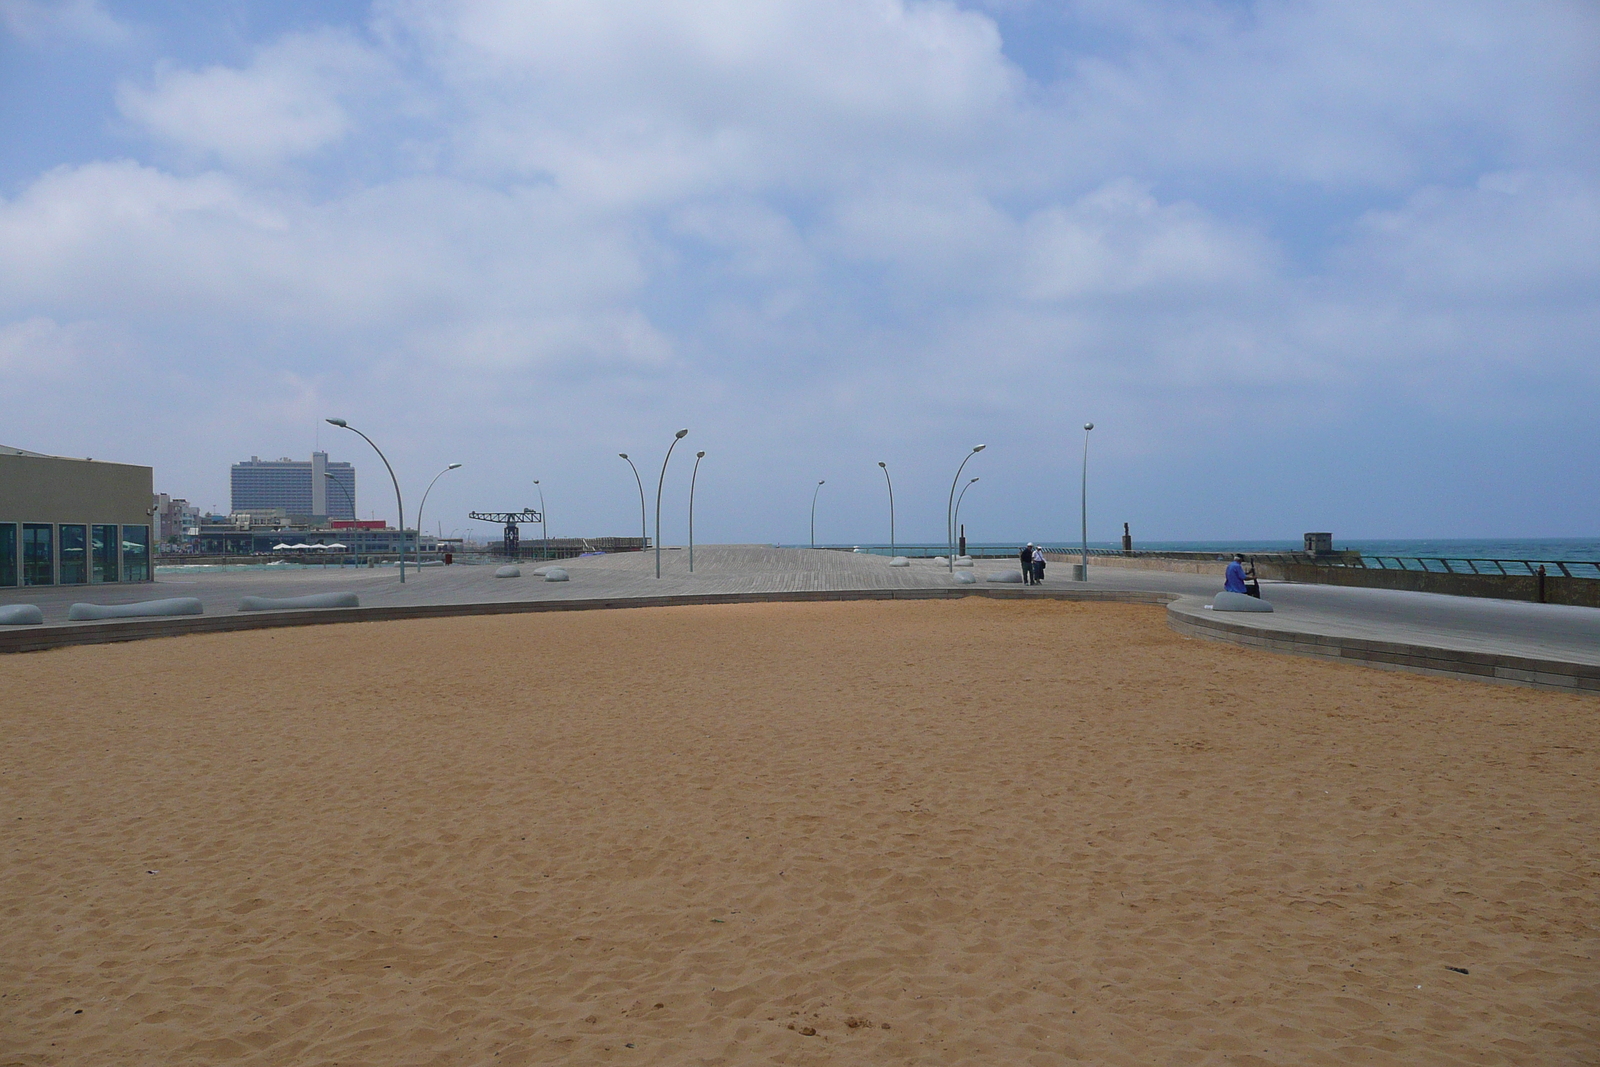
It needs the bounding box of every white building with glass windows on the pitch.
[0,445,155,588]
[230,452,356,521]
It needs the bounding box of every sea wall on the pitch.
[1048,552,1600,608]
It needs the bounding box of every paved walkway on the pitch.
[3,546,1596,689]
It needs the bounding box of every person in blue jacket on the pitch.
[1224,554,1250,594]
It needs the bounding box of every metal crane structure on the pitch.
[467,509,543,558]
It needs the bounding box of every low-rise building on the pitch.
[154,493,201,542]
[1,445,154,587]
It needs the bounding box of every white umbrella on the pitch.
[272,543,295,551]
[324,543,348,550]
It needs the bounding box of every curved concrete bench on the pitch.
[495,566,522,578]
[543,567,570,582]
[1212,591,1274,612]
[239,592,360,612]
[0,604,45,626]
[954,556,974,568]
[67,597,203,621]
[888,556,910,568]
[986,570,1025,583]
[953,571,976,584]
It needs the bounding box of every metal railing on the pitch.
[1083,547,1599,580]
[1336,556,1600,579]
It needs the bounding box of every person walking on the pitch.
[1020,543,1034,584]
[1031,544,1046,584]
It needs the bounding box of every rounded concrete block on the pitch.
[888,556,910,568]
[543,567,570,582]
[67,597,204,621]
[953,570,977,584]
[986,570,1025,583]
[931,556,947,565]
[239,592,360,612]
[0,604,45,626]
[530,567,549,577]
[954,556,974,568]
[494,565,522,578]
[1213,591,1274,612]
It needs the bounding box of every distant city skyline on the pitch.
[1,2,1595,544]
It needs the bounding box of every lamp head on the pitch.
[878,461,886,468]
[675,428,689,439]
[533,478,539,484]
[1084,423,1094,431]
[448,463,462,470]
[323,472,334,478]
[972,444,986,453]
[618,453,628,459]
[696,450,705,458]
[818,479,826,485]
[326,418,347,427]
[970,477,979,483]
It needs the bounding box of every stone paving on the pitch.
[2,545,1597,673]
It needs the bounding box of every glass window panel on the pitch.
[93,524,119,583]
[22,523,53,585]
[122,525,150,582]
[59,524,87,584]
[0,524,15,587]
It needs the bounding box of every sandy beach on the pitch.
[3,597,1596,1065]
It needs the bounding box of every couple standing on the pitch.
[1020,543,1046,584]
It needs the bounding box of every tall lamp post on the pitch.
[533,479,547,559]
[323,471,356,519]
[415,462,462,569]
[954,476,979,555]
[618,454,647,554]
[946,444,986,571]
[655,429,689,579]
[1080,422,1094,581]
[688,451,705,573]
[325,418,409,582]
[810,480,825,549]
[877,461,895,558]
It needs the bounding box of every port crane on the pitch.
[467,509,542,557]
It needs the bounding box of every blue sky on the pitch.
[2,0,1596,546]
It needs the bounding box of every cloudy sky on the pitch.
[2,0,1596,546]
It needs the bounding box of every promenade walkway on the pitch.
[2,546,1595,692]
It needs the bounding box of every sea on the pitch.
[818,539,1600,563]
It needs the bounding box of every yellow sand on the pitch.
[2,598,1596,1065]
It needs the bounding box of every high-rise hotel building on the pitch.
[230,452,357,520]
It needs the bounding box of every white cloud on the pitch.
[0,0,129,46]
[1347,170,1600,298]
[115,30,391,168]
[1021,179,1273,300]
[0,0,1596,537]
[1047,0,1600,187]
[379,0,1023,203]
[0,315,103,377]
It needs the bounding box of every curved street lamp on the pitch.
[325,418,409,582]
[415,462,462,570]
[1080,422,1094,581]
[323,471,356,520]
[618,454,646,554]
[878,461,895,558]
[533,479,548,559]
[810,480,825,550]
[655,429,689,578]
[689,451,705,573]
[946,444,986,571]
[954,476,979,555]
